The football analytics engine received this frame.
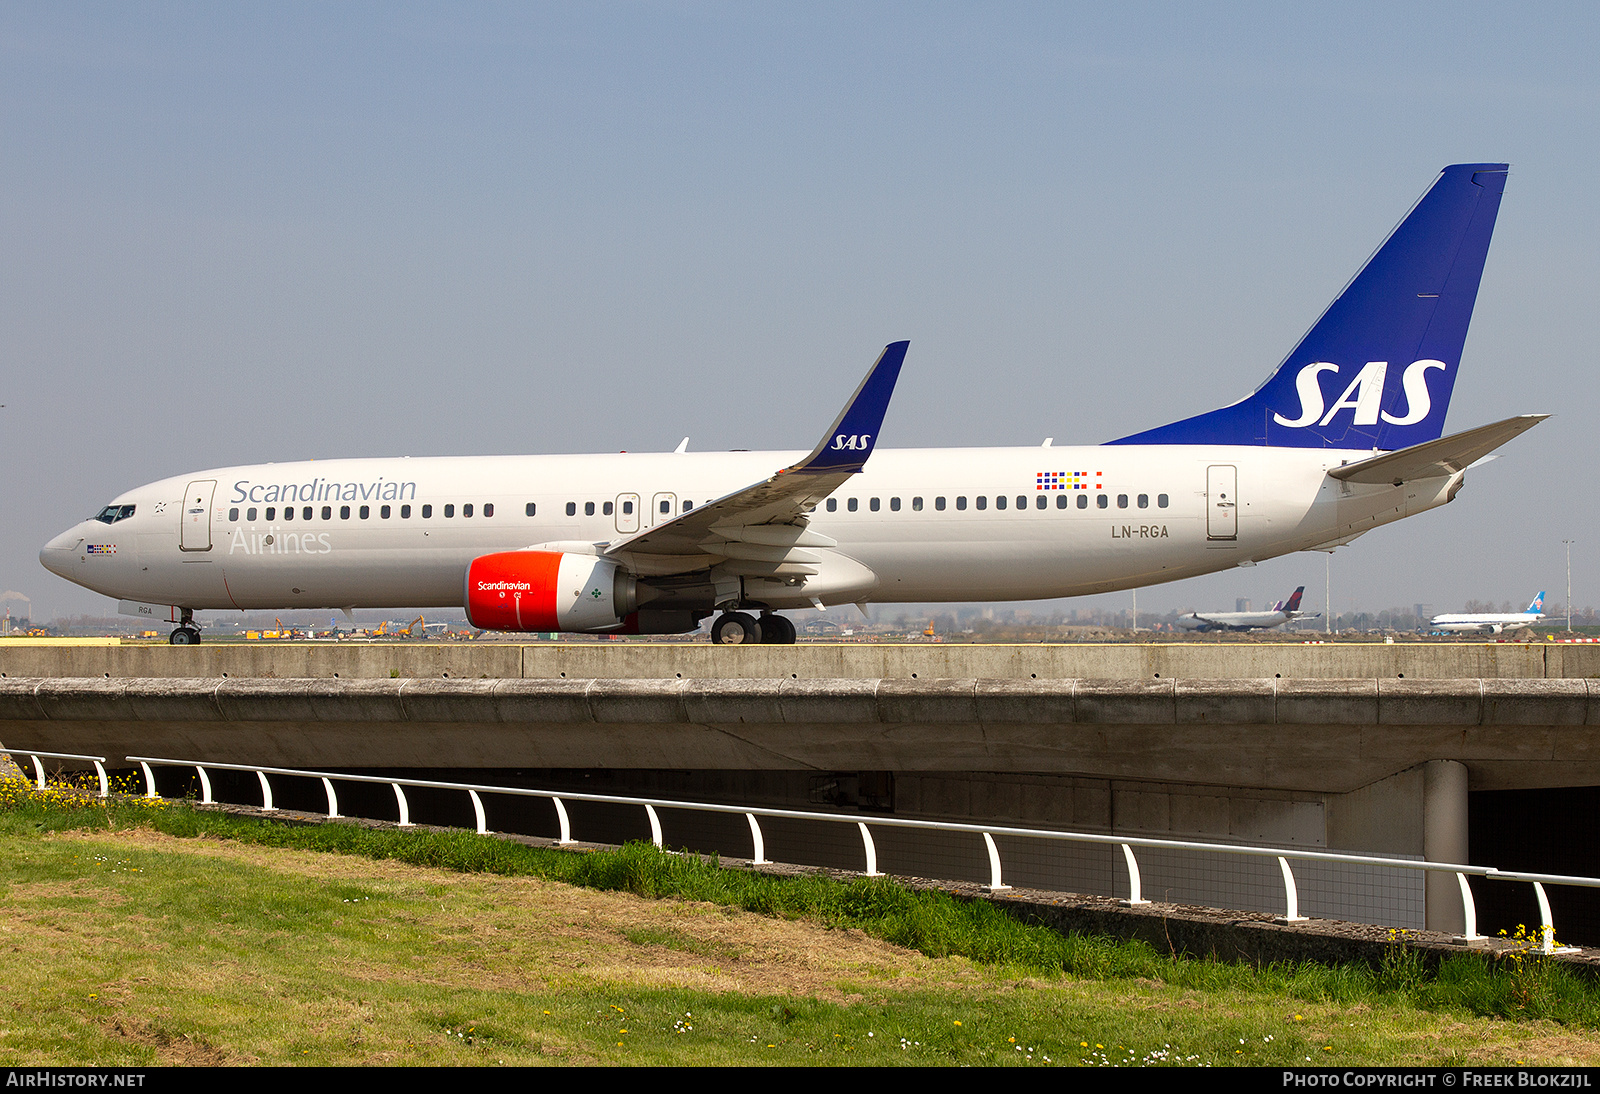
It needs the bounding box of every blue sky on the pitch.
[5,3,1597,620]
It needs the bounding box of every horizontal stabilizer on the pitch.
[1327,414,1547,485]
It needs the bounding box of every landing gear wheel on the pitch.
[169,626,201,646]
[712,612,762,645]
[760,614,796,644]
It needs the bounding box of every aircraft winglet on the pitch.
[785,341,909,475]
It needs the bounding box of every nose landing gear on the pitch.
[168,608,201,645]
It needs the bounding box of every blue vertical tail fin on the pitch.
[1529,592,1547,614]
[1108,164,1508,450]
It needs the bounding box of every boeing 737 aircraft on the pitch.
[1174,587,1320,632]
[41,164,1545,645]
[1429,593,1546,635]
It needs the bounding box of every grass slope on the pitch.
[2,778,1598,1066]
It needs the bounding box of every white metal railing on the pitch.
[1,746,110,799]
[19,750,1595,956]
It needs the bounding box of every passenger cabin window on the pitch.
[445,504,455,518]
[602,501,613,516]
[401,505,412,518]
[305,507,315,520]
[1016,495,1027,509]
[1137,494,1148,509]
[247,507,258,521]
[380,505,390,519]
[1055,495,1067,509]
[827,499,837,512]
[870,498,880,512]
[463,504,474,517]
[1117,495,1128,509]
[956,496,967,510]
[565,502,576,516]
[889,497,900,512]
[266,507,277,521]
[1158,494,1169,508]
[848,498,858,512]
[422,505,433,518]
[911,497,922,511]
[682,500,693,511]
[659,499,671,514]
[525,502,537,517]
[484,503,492,517]
[340,505,351,519]
[228,507,239,521]
[283,507,295,521]
[1036,495,1046,509]
[359,505,370,519]
[976,496,987,510]
[935,497,946,511]
[1077,495,1087,509]
[995,495,1006,510]
[1096,495,1108,509]
[322,506,333,520]
[584,502,595,516]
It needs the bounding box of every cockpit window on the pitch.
[93,504,135,524]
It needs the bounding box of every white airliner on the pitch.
[1429,593,1546,635]
[1174,586,1321,632]
[41,164,1545,646]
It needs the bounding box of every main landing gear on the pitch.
[169,608,201,646]
[711,611,797,645]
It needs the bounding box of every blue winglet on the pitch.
[1108,164,1508,450]
[789,341,909,474]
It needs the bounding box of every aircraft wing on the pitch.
[602,342,908,566]
[1328,414,1547,485]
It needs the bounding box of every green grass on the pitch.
[2,776,1599,1065]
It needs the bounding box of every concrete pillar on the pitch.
[1422,759,1470,934]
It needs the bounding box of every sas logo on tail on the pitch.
[1273,360,1446,429]
[831,434,872,451]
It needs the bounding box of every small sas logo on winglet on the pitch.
[86,544,116,554]
[1036,471,1102,490]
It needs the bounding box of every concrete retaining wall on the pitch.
[5,640,1599,680]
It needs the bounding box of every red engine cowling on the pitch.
[465,551,638,633]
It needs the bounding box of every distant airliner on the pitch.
[1175,586,1320,632]
[1429,593,1546,635]
[41,164,1544,645]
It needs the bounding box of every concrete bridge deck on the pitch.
[3,674,1597,793]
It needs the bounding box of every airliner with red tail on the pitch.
[41,164,1544,644]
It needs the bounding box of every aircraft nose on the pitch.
[39,526,85,577]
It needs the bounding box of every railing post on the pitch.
[553,797,573,844]
[195,765,213,805]
[256,770,275,812]
[467,789,487,834]
[746,813,769,864]
[92,760,108,799]
[1534,882,1557,955]
[858,822,882,877]
[392,782,411,827]
[29,754,45,791]
[1456,872,1482,942]
[1276,856,1307,922]
[321,777,340,819]
[139,761,158,799]
[982,832,1010,892]
[645,804,664,849]
[1120,843,1149,905]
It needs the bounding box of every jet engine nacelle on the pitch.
[465,551,638,633]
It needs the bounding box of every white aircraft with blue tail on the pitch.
[41,164,1546,645]
[1429,593,1547,635]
